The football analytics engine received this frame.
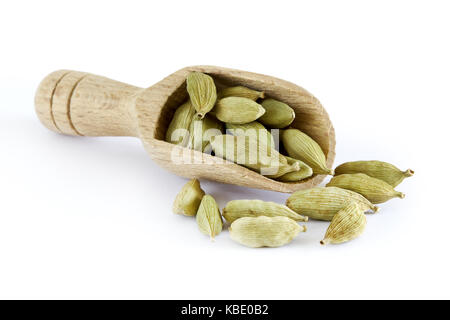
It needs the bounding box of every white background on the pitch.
[0,0,449,299]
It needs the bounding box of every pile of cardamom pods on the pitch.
[166,72,333,181]
[168,72,414,247]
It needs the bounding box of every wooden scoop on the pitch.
[35,66,335,193]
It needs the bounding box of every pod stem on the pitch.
[196,112,205,119]
[396,192,406,199]
[404,169,414,177]
[300,225,307,232]
[290,162,300,172]
[317,167,334,176]
[320,238,330,246]
[372,206,380,213]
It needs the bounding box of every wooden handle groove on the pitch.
[35,70,144,137]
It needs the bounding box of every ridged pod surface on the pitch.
[186,72,217,119]
[321,202,366,245]
[276,156,313,182]
[218,86,264,101]
[222,199,308,223]
[196,195,223,240]
[281,128,333,175]
[265,161,300,179]
[326,173,405,204]
[225,121,275,149]
[210,135,298,178]
[213,97,265,124]
[334,160,414,187]
[229,216,307,248]
[165,100,195,146]
[188,115,223,152]
[259,99,295,128]
[286,187,378,221]
[172,179,205,216]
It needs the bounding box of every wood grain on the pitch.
[34,69,71,133]
[35,66,336,193]
[52,71,87,135]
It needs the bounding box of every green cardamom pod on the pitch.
[210,134,299,178]
[334,160,414,187]
[286,186,378,221]
[225,122,297,178]
[229,216,307,248]
[223,199,308,223]
[188,115,223,152]
[165,100,195,146]
[172,179,205,216]
[276,156,313,182]
[196,194,223,241]
[326,173,405,204]
[265,160,300,179]
[213,97,265,124]
[258,98,295,128]
[321,202,366,245]
[225,121,275,149]
[218,86,264,101]
[281,128,333,175]
[186,72,217,119]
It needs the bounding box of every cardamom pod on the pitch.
[225,122,296,178]
[186,72,217,119]
[276,156,313,182]
[165,100,195,146]
[173,179,205,216]
[259,98,295,128]
[281,128,333,175]
[286,186,378,221]
[218,86,264,101]
[225,121,275,149]
[326,173,405,204]
[213,97,265,124]
[321,202,366,245]
[265,160,300,179]
[196,194,223,241]
[188,115,223,152]
[210,134,298,178]
[334,160,414,187]
[223,199,308,223]
[229,216,307,248]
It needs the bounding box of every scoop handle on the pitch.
[35,70,144,137]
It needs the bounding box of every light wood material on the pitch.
[35,66,336,193]
[34,69,71,132]
[52,71,88,135]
